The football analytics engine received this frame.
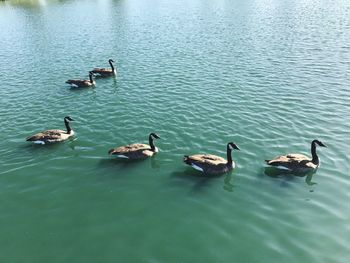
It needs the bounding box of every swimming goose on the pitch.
[108,133,160,160]
[26,116,74,145]
[91,59,116,77]
[265,139,326,171]
[66,71,95,88]
[183,142,240,175]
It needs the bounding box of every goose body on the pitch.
[26,116,74,144]
[265,140,326,171]
[184,142,240,175]
[108,133,160,160]
[66,72,95,88]
[91,59,116,77]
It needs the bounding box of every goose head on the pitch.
[228,142,240,151]
[149,133,160,152]
[150,133,161,140]
[313,139,326,147]
[109,59,114,63]
[64,116,74,122]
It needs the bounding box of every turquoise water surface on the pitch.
[1,0,350,262]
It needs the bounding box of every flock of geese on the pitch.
[26,59,327,175]
[65,59,116,88]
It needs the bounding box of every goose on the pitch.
[183,142,240,175]
[108,133,161,160]
[265,139,326,171]
[91,59,116,77]
[66,71,95,88]
[26,116,74,145]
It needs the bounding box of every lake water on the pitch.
[1,0,350,262]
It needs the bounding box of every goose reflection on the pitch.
[264,167,317,186]
[223,173,235,192]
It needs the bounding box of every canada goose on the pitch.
[265,139,327,171]
[183,142,240,175]
[66,71,95,88]
[108,133,161,160]
[26,116,74,145]
[91,59,116,77]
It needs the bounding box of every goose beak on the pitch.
[232,143,240,150]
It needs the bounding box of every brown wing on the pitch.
[92,68,113,74]
[187,154,227,165]
[184,154,231,175]
[266,153,312,169]
[109,143,150,155]
[286,153,309,160]
[26,129,65,142]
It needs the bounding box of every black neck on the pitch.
[226,144,233,165]
[311,141,319,164]
[64,120,72,134]
[89,74,93,83]
[149,135,156,152]
[109,60,115,71]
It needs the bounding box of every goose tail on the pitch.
[26,135,34,141]
[183,155,191,164]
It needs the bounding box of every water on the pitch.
[1,0,350,262]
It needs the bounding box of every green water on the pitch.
[1,0,350,262]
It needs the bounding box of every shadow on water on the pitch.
[223,173,235,192]
[170,168,235,193]
[19,137,78,154]
[111,77,119,94]
[94,75,119,94]
[263,167,317,186]
[68,85,96,93]
[150,157,161,170]
[67,85,98,101]
[65,138,82,156]
[170,169,213,192]
[98,155,160,172]
[99,157,143,167]
[21,141,63,151]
